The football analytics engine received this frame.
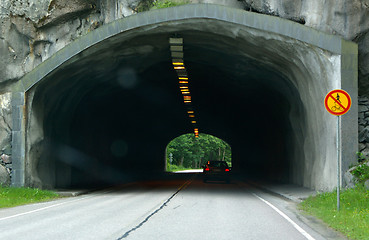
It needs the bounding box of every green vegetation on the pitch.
[137,0,189,12]
[167,163,195,172]
[300,186,369,240]
[352,163,369,183]
[300,153,369,240]
[351,152,369,183]
[0,186,59,209]
[166,133,231,172]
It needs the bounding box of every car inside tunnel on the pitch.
[27,29,306,189]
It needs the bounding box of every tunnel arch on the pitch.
[12,4,357,190]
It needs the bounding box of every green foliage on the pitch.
[350,152,369,183]
[137,0,189,12]
[151,0,188,9]
[166,163,193,172]
[0,186,59,208]
[166,133,231,171]
[300,186,369,240]
[352,163,369,183]
[356,152,366,163]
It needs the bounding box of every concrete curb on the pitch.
[54,189,92,197]
[248,181,317,203]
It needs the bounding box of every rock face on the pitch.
[344,169,356,188]
[0,93,12,181]
[238,0,369,96]
[0,0,100,91]
[358,96,369,157]
[0,0,368,91]
[0,164,10,186]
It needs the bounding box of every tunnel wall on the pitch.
[11,4,358,190]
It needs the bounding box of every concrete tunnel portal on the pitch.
[16,5,357,190]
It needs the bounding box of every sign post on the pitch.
[324,89,351,211]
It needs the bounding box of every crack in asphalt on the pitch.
[117,179,192,239]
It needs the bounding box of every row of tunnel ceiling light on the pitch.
[169,37,199,138]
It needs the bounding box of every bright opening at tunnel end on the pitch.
[165,133,232,173]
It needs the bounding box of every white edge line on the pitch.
[0,190,113,222]
[253,193,316,240]
[0,196,91,222]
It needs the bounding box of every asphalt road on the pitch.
[0,176,345,240]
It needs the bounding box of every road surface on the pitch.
[0,176,345,240]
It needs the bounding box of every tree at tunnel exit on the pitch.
[166,133,231,171]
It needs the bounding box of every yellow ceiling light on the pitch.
[170,37,200,135]
[174,66,185,69]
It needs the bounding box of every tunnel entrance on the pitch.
[165,133,232,172]
[18,4,357,190]
[27,29,301,188]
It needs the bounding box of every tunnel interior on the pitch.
[27,28,305,189]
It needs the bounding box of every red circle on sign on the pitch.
[324,89,352,116]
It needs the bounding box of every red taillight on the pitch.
[205,168,210,171]
[225,168,230,172]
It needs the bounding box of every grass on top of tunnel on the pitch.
[0,186,60,209]
[300,185,369,240]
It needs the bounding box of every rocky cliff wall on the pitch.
[0,0,367,92]
[238,0,369,96]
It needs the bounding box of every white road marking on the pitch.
[0,190,113,222]
[253,193,316,240]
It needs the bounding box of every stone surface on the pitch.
[0,0,100,90]
[0,0,368,93]
[358,31,369,96]
[0,154,11,164]
[359,127,369,142]
[344,170,356,188]
[359,142,366,151]
[0,164,10,186]
[357,96,369,159]
[0,93,12,159]
[238,0,369,95]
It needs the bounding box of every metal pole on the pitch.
[337,116,340,211]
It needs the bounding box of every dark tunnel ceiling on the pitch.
[34,31,296,141]
[31,30,302,186]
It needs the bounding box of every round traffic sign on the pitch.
[324,89,351,116]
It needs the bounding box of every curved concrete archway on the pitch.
[11,4,357,190]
